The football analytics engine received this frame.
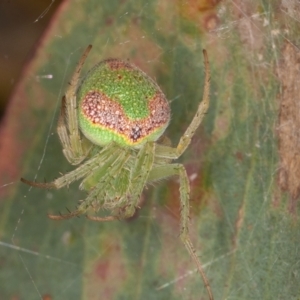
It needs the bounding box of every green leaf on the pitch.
[1,1,299,299]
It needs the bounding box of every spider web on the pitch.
[1,1,300,299]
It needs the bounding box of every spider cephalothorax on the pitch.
[21,45,213,300]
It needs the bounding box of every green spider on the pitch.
[21,45,213,300]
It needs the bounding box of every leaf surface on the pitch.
[0,1,299,299]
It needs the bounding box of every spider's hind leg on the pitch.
[57,95,92,165]
[58,45,93,165]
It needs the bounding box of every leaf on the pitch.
[1,1,300,300]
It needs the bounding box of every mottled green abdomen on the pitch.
[77,59,170,147]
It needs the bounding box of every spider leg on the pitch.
[78,145,128,191]
[86,143,154,221]
[123,141,155,218]
[48,183,106,221]
[86,191,146,222]
[20,177,56,189]
[87,142,155,220]
[48,210,82,220]
[155,49,210,160]
[86,215,119,222]
[50,146,130,221]
[57,96,91,165]
[147,164,214,300]
[58,45,93,165]
[20,144,114,190]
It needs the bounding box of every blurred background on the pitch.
[0,0,62,120]
[2,1,300,299]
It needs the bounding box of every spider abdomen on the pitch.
[77,59,170,148]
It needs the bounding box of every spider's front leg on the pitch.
[21,145,113,191]
[124,141,155,217]
[57,45,93,165]
[148,164,214,300]
[22,144,130,221]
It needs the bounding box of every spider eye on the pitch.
[77,59,170,147]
